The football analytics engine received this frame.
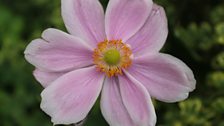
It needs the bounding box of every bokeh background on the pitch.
[0,0,224,126]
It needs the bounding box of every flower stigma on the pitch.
[103,49,120,65]
[93,40,132,77]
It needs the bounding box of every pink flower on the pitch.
[24,0,196,125]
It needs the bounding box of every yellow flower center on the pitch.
[103,49,121,65]
[93,40,132,77]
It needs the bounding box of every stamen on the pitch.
[93,40,132,77]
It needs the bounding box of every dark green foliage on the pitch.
[0,0,223,125]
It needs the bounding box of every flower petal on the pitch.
[61,0,106,47]
[100,77,135,126]
[33,69,65,87]
[118,73,156,126]
[128,53,196,103]
[24,28,93,72]
[40,66,104,125]
[105,0,153,41]
[126,4,168,56]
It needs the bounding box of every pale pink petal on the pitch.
[33,69,66,87]
[126,4,168,56]
[24,28,93,72]
[100,77,135,126]
[105,0,153,41]
[128,53,196,103]
[40,66,104,125]
[61,0,106,47]
[118,73,156,126]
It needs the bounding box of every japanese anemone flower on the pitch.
[24,0,196,125]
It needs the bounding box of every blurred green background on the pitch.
[0,0,224,126]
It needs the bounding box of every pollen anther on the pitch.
[93,40,132,77]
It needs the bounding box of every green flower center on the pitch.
[103,49,120,65]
